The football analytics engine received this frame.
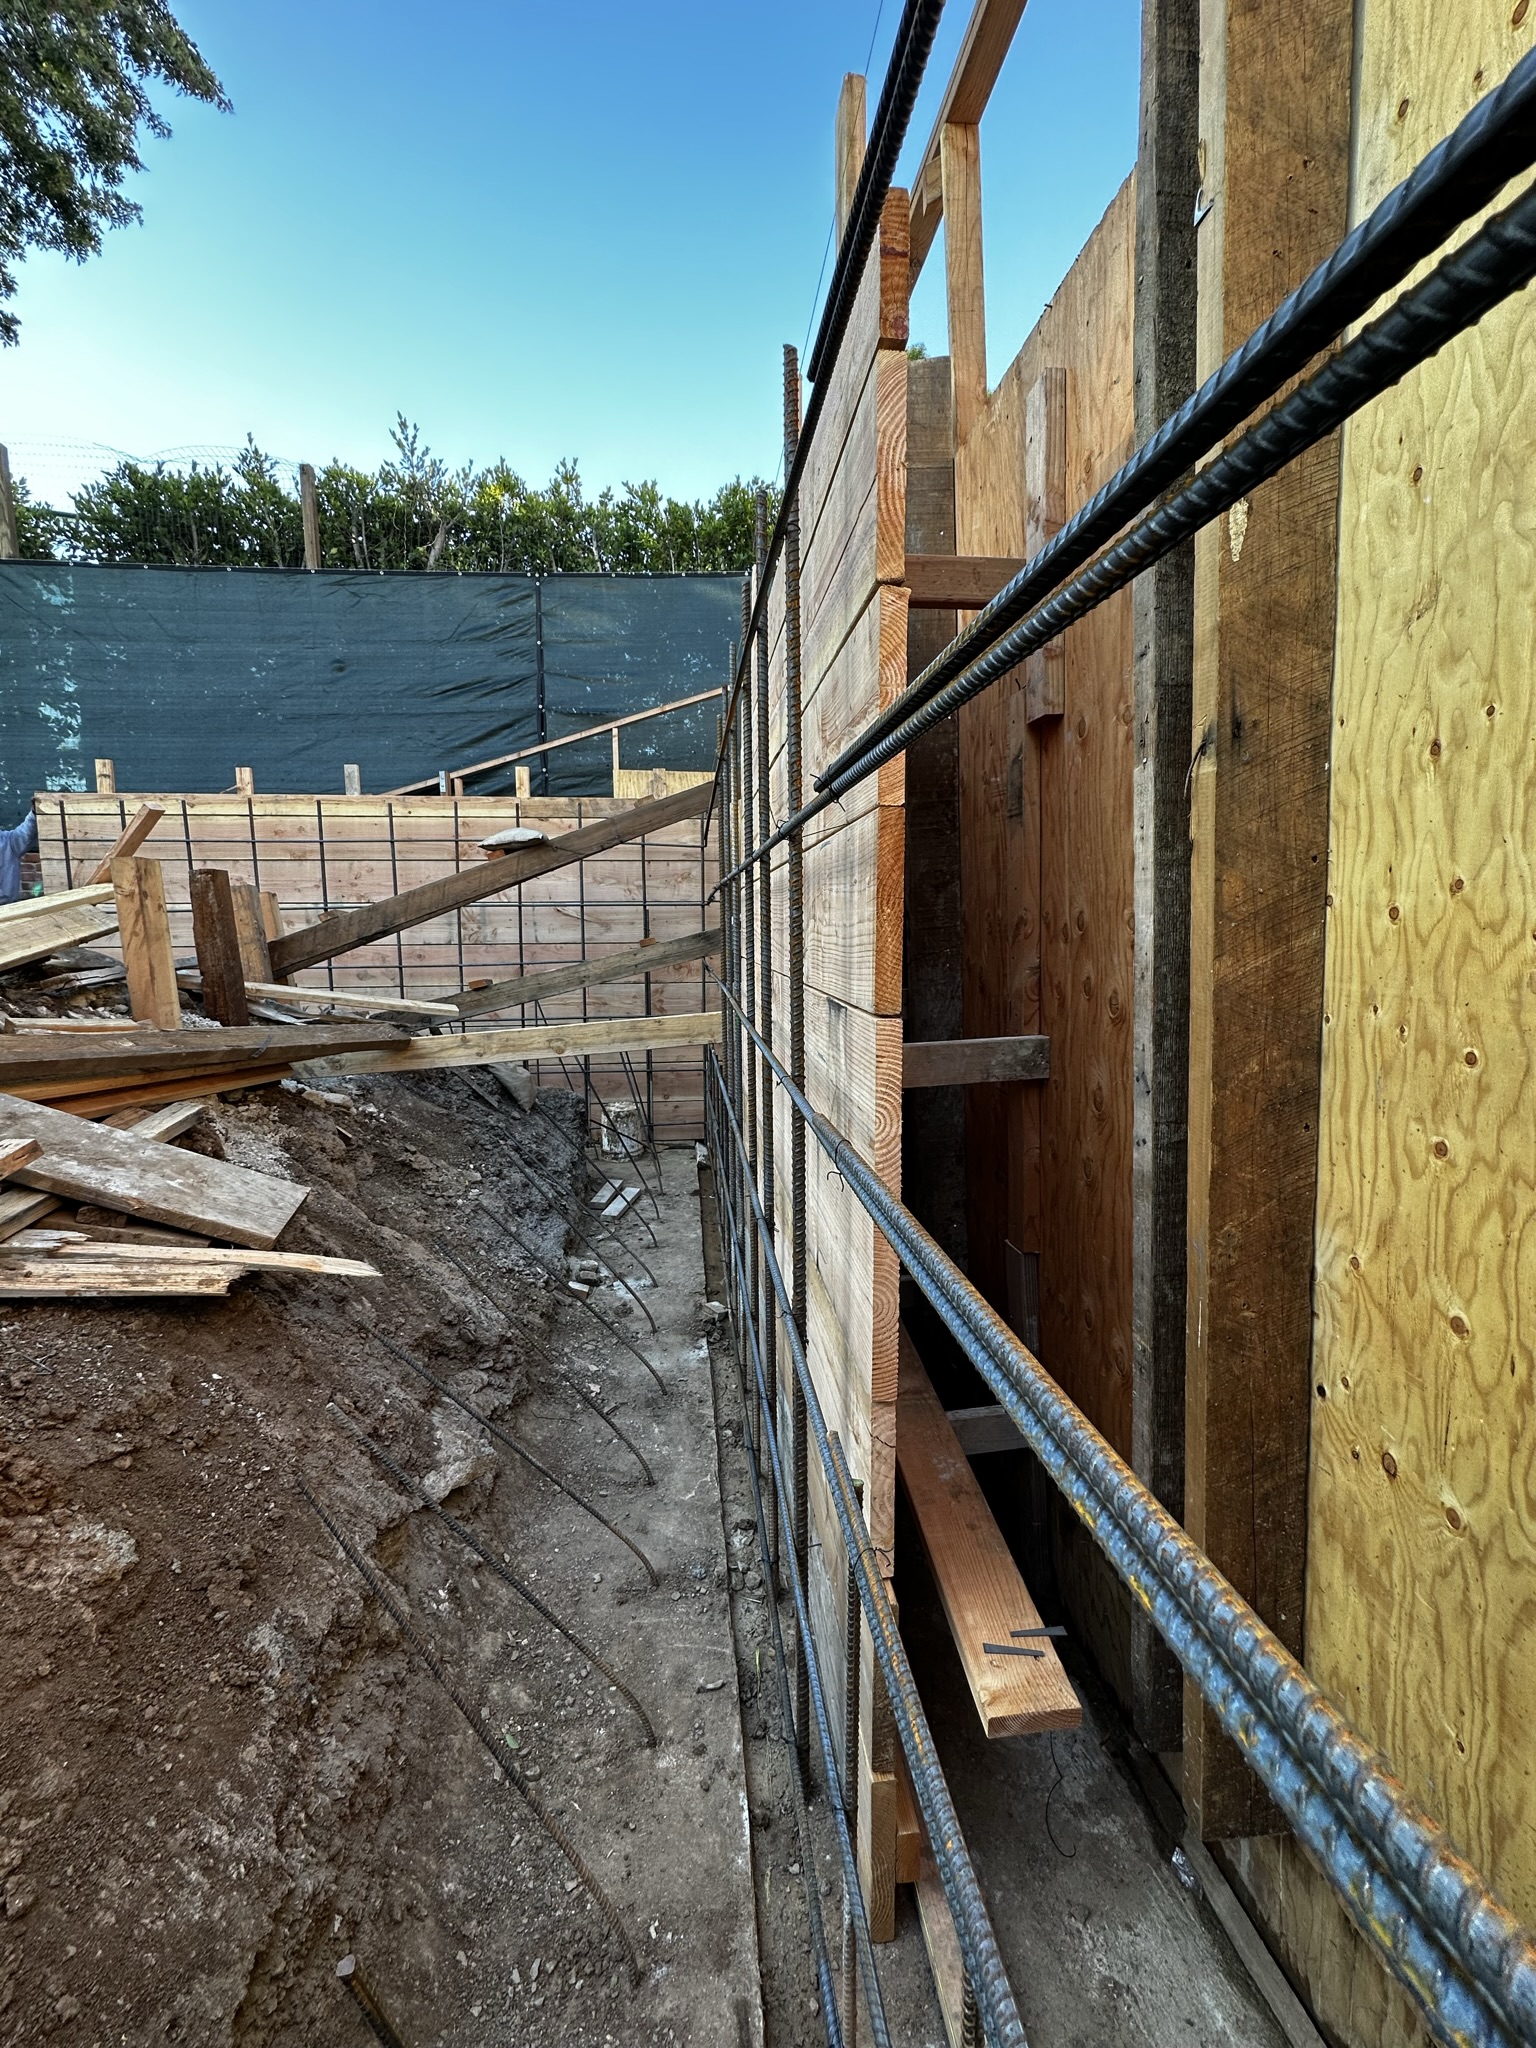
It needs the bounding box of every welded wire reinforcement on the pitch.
[707,1053,1028,2048]
[711,1089,892,2048]
[714,978,1536,2048]
[297,1476,644,1986]
[326,1399,656,1742]
[371,1331,659,1576]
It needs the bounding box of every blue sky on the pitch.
[6,0,1142,507]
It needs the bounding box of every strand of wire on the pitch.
[712,980,1536,2048]
[815,39,1536,789]
[706,1041,1027,2048]
[326,1399,656,1742]
[296,1476,644,1985]
[717,171,1536,889]
[709,1069,889,2047]
[371,1330,659,1574]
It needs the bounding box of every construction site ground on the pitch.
[0,1065,761,2048]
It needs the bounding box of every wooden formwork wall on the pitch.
[35,791,716,1139]
[756,190,910,1931]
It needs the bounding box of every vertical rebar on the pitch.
[784,344,813,1768]
[753,490,782,1597]
[843,1474,865,2043]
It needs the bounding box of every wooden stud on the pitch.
[94,758,117,795]
[1182,0,1352,1840]
[234,766,256,796]
[610,724,621,795]
[0,445,17,560]
[111,857,182,1030]
[85,803,165,884]
[300,462,321,570]
[836,72,867,240]
[514,765,532,799]
[229,881,273,982]
[908,0,1031,284]
[1023,368,1068,722]
[189,868,251,1027]
[342,763,362,796]
[940,123,987,449]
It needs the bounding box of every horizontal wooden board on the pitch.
[903,1035,1051,1088]
[299,1009,721,1079]
[0,1022,401,1087]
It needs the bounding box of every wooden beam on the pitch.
[94,757,116,794]
[297,1008,721,1081]
[222,979,460,1019]
[269,779,711,977]
[453,927,721,1019]
[908,0,1030,283]
[0,1095,308,1246]
[1129,0,1201,1753]
[387,687,723,797]
[1023,369,1068,721]
[896,1329,1079,1738]
[190,869,250,1027]
[0,1022,400,1088]
[940,123,987,449]
[85,804,165,884]
[229,881,273,981]
[234,766,256,796]
[112,856,182,1030]
[300,462,321,569]
[836,72,867,240]
[36,1064,294,1119]
[904,554,1024,609]
[0,882,115,926]
[902,1035,1049,1088]
[1182,0,1352,1840]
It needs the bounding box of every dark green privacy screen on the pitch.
[0,563,738,819]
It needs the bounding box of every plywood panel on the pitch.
[1232,3,1536,2038]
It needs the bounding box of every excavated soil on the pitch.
[0,1067,761,2047]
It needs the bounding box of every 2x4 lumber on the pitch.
[940,123,987,449]
[270,780,711,977]
[0,1095,308,1246]
[233,980,459,1019]
[190,868,251,1027]
[94,757,115,794]
[1023,369,1068,722]
[836,72,867,240]
[908,0,1030,283]
[0,1139,41,1180]
[896,1329,1079,1738]
[913,1850,968,2048]
[452,927,721,1019]
[0,1259,235,1299]
[36,1064,294,1119]
[904,554,1023,609]
[85,804,165,884]
[112,856,181,1030]
[1129,0,1201,1754]
[8,1237,378,1278]
[387,687,723,797]
[0,901,120,974]
[901,1035,1049,1089]
[229,882,274,981]
[300,462,321,570]
[0,1022,400,1088]
[297,1008,722,1081]
[0,883,115,925]
[1182,0,1351,1842]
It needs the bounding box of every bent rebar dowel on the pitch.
[713,975,1536,2048]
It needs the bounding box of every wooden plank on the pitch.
[37,1065,294,1119]
[0,1139,41,1179]
[229,880,273,981]
[896,1329,1079,1737]
[902,1035,1049,1088]
[102,1100,205,1139]
[190,868,251,1027]
[270,781,710,975]
[0,1096,308,1246]
[908,0,1030,282]
[835,72,867,239]
[0,1022,400,1087]
[1129,0,1201,1753]
[453,927,721,1019]
[9,1239,378,1277]
[914,1849,968,2048]
[113,856,182,1029]
[894,1749,923,1886]
[298,1009,720,1079]
[941,123,987,449]
[85,804,164,884]
[0,883,116,925]
[389,687,723,796]
[0,902,120,973]
[905,554,1024,609]
[1023,368,1068,722]
[1182,0,1351,1841]
[0,1261,235,1299]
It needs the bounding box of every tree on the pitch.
[0,0,228,344]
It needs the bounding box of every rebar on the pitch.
[327,1400,655,1742]
[336,1955,407,2048]
[373,1331,659,1565]
[466,1209,668,1393]
[298,1478,643,1986]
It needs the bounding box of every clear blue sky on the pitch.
[6,0,1142,507]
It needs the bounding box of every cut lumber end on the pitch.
[0,1137,42,1179]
